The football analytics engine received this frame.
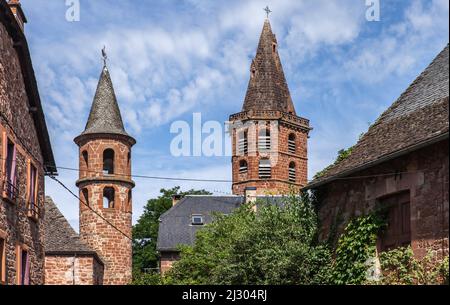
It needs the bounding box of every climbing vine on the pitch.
[331,211,386,285]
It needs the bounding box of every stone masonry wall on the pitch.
[316,140,449,259]
[0,21,45,285]
[232,119,309,195]
[44,255,104,285]
[76,136,133,285]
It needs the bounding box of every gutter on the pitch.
[305,131,449,190]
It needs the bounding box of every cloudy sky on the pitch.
[20,0,449,230]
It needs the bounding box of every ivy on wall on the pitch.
[331,212,386,285]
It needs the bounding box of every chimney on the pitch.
[172,194,182,207]
[244,187,257,204]
[8,0,27,32]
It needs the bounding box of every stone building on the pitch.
[157,18,308,273]
[0,0,57,285]
[44,197,104,285]
[306,45,449,258]
[229,19,311,195]
[73,61,136,285]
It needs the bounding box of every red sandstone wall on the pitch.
[316,140,449,259]
[231,120,309,195]
[44,255,104,285]
[76,137,133,285]
[0,21,45,285]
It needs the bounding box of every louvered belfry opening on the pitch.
[258,129,271,152]
[239,160,248,174]
[288,133,296,154]
[238,130,248,155]
[289,162,296,183]
[259,159,271,179]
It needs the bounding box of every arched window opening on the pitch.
[239,160,248,174]
[272,43,277,53]
[103,187,115,209]
[82,150,89,169]
[82,188,89,206]
[258,129,271,152]
[288,134,296,154]
[103,149,115,175]
[128,190,132,212]
[289,162,296,183]
[259,159,271,179]
[238,130,248,155]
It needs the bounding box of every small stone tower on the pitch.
[230,19,311,195]
[74,59,135,285]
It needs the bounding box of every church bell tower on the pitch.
[230,18,311,195]
[74,51,136,285]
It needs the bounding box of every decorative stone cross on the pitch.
[264,6,272,18]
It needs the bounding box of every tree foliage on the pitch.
[132,186,211,275]
[164,193,333,285]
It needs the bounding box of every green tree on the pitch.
[132,186,211,277]
[164,192,333,285]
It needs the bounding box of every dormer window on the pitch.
[191,215,204,226]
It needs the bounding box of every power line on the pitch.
[49,175,132,241]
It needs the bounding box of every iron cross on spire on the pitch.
[264,6,272,18]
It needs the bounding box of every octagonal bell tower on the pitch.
[74,56,136,285]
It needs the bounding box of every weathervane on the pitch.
[102,46,108,67]
[264,6,272,18]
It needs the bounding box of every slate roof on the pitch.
[308,44,449,188]
[242,19,296,114]
[156,195,285,251]
[44,197,101,262]
[80,66,132,138]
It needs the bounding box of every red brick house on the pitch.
[0,0,57,285]
[307,45,449,258]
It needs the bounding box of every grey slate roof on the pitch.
[44,197,100,258]
[81,66,130,137]
[156,195,285,251]
[308,44,449,188]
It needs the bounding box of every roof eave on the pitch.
[305,131,449,190]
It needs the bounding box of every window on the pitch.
[238,130,248,155]
[258,129,271,152]
[288,134,296,154]
[5,139,17,200]
[103,149,115,175]
[0,233,5,284]
[259,159,271,179]
[378,192,411,252]
[289,162,296,183]
[192,215,204,226]
[127,190,132,212]
[103,187,115,209]
[239,160,248,174]
[82,188,89,206]
[16,245,30,285]
[82,150,89,171]
[27,162,38,218]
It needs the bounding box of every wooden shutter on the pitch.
[379,192,411,251]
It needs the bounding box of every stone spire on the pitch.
[81,65,130,137]
[242,19,296,114]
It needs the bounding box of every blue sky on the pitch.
[20,0,448,230]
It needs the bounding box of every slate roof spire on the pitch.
[81,54,130,137]
[242,19,296,114]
